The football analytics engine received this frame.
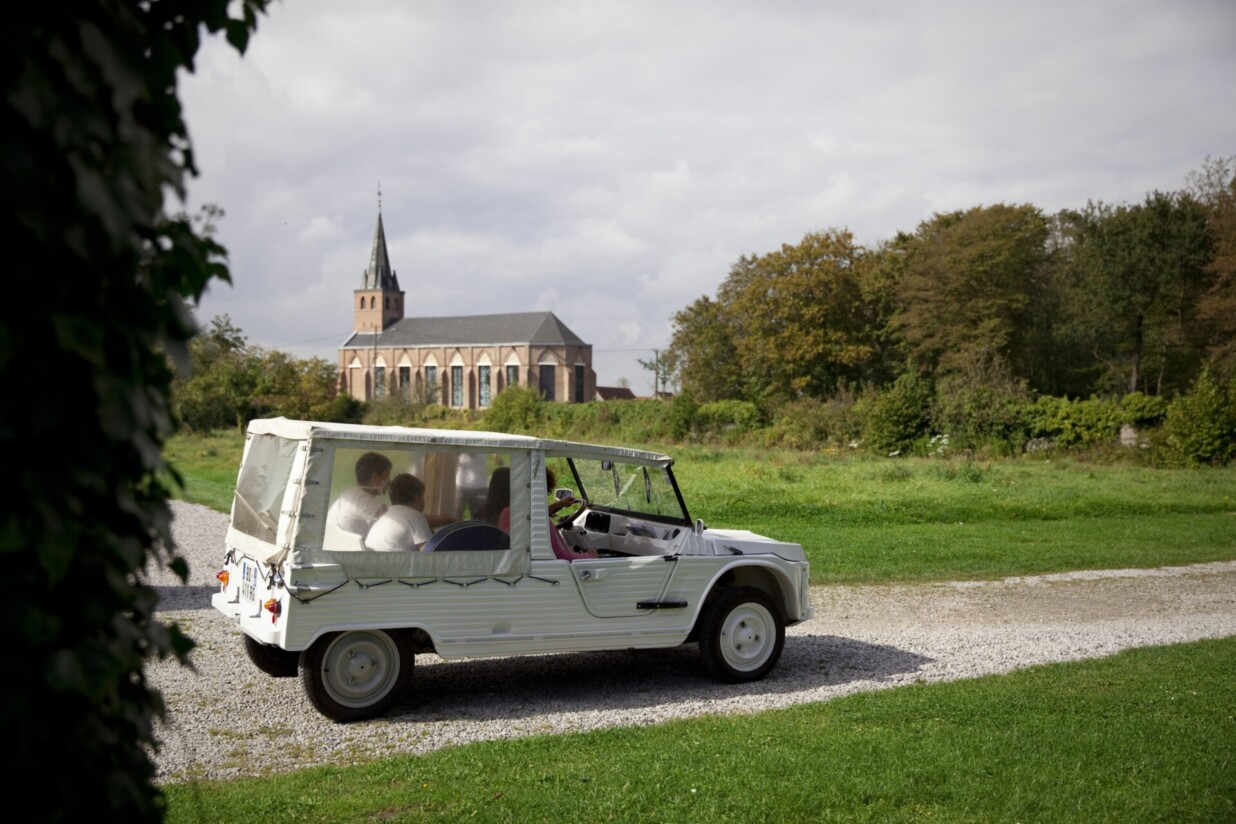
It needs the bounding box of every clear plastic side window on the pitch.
[322,447,513,552]
[232,434,299,542]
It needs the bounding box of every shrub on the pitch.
[481,386,546,434]
[1120,391,1168,427]
[859,372,933,454]
[695,400,763,440]
[931,369,1031,452]
[1162,370,1236,465]
[767,392,862,449]
[1026,396,1123,448]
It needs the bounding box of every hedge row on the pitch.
[356,374,1236,466]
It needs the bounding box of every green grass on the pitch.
[164,429,246,512]
[165,431,1236,584]
[163,636,1236,823]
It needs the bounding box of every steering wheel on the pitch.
[554,498,586,529]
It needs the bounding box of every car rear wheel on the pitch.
[244,635,300,678]
[698,587,785,683]
[301,629,414,722]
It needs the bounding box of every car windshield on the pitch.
[568,457,689,524]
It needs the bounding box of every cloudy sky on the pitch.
[179,0,1235,391]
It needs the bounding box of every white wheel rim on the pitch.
[319,631,401,708]
[718,602,775,672]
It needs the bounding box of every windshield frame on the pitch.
[566,457,691,526]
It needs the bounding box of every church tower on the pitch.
[353,204,405,334]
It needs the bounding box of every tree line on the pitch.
[658,157,1235,460]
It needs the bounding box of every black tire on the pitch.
[697,587,785,683]
[244,635,300,678]
[301,629,414,722]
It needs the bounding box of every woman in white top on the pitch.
[366,473,433,551]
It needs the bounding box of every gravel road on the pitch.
[147,500,1236,783]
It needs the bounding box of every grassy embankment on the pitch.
[165,430,1236,585]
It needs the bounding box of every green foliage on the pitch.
[667,231,888,403]
[1061,192,1214,395]
[1119,391,1168,426]
[1026,396,1124,449]
[666,390,698,441]
[765,392,863,449]
[174,315,356,430]
[930,353,1032,452]
[858,371,933,454]
[482,385,547,434]
[1162,369,1236,465]
[694,400,763,441]
[0,2,268,820]
[893,204,1049,376]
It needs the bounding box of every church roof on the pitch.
[341,311,587,350]
[359,212,400,291]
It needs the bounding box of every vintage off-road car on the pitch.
[212,418,812,721]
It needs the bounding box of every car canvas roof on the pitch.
[246,417,673,465]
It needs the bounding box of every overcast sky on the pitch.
[179,0,1236,391]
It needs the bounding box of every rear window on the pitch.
[232,434,299,541]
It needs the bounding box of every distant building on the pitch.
[595,386,636,401]
[339,209,595,408]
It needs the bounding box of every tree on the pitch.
[892,204,1048,380]
[1064,192,1213,394]
[1187,156,1236,377]
[1,3,268,820]
[664,295,744,401]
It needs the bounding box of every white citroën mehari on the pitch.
[213,418,812,721]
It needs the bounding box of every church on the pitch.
[338,210,596,408]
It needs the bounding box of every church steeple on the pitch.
[361,210,400,291]
[353,186,405,333]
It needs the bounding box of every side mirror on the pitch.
[694,518,706,535]
[554,488,574,501]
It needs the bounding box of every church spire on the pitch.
[361,186,399,290]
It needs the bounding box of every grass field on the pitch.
[165,430,1236,585]
[162,636,1236,823]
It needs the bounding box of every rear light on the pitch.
[263,598,281,624]
[216,570,229,590]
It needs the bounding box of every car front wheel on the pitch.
[301,629,414,722]
[698,587,785,683]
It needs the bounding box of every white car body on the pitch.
[212,418,812,721]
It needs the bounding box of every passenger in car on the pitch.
[482,466,511,526]
[326,452,392,536]
[367,473,433,551]
[498,467,597,561]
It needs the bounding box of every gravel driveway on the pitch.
[148,501,1236,783]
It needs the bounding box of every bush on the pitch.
[695,400,763,441]
[931,370,1031,453]
[1120,391,1168,427]
[1162,370,1236,465]
[859,372,933,454]
[482,386,546,434]
[1026,396,1123,449]
[767,392,862,449]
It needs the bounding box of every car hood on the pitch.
[700,528,807,562]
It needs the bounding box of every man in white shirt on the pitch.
[366,473,433,551]
[327,452,392,537]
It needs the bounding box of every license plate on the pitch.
[240,560,259,603]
